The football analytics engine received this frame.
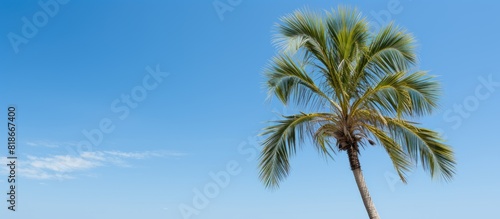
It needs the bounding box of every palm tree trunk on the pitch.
[347,146,380,219]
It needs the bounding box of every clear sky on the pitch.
[1,1,499,218]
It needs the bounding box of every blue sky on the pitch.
[1,0,499,218]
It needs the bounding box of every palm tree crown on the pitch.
[259,6,455,195]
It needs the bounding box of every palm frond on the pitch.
[273,8,328,66]
[351,71,440,117]
[326,6,369,62]
[259,113,333,188]
[386,118,456,181]
[354,23,416,93]
[313,123,340,159]
[265,54,341,111]
[365,23,416,73]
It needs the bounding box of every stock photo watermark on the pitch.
[177,106,289,218]
[178,160,242,218]
[7,0,70,54]
[443,74,500,129]
[65,65,169,157]
[369,0,411,31]
[178,136,260,219]
[6,106,18,211]
[213,0,242,21]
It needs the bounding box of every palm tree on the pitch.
[259,7,456,219]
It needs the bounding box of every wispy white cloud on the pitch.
[25,140,65,148]
[28,155,101,172]
[103,151,186,159]
[0,150,185,180]
[20,166,74,180]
